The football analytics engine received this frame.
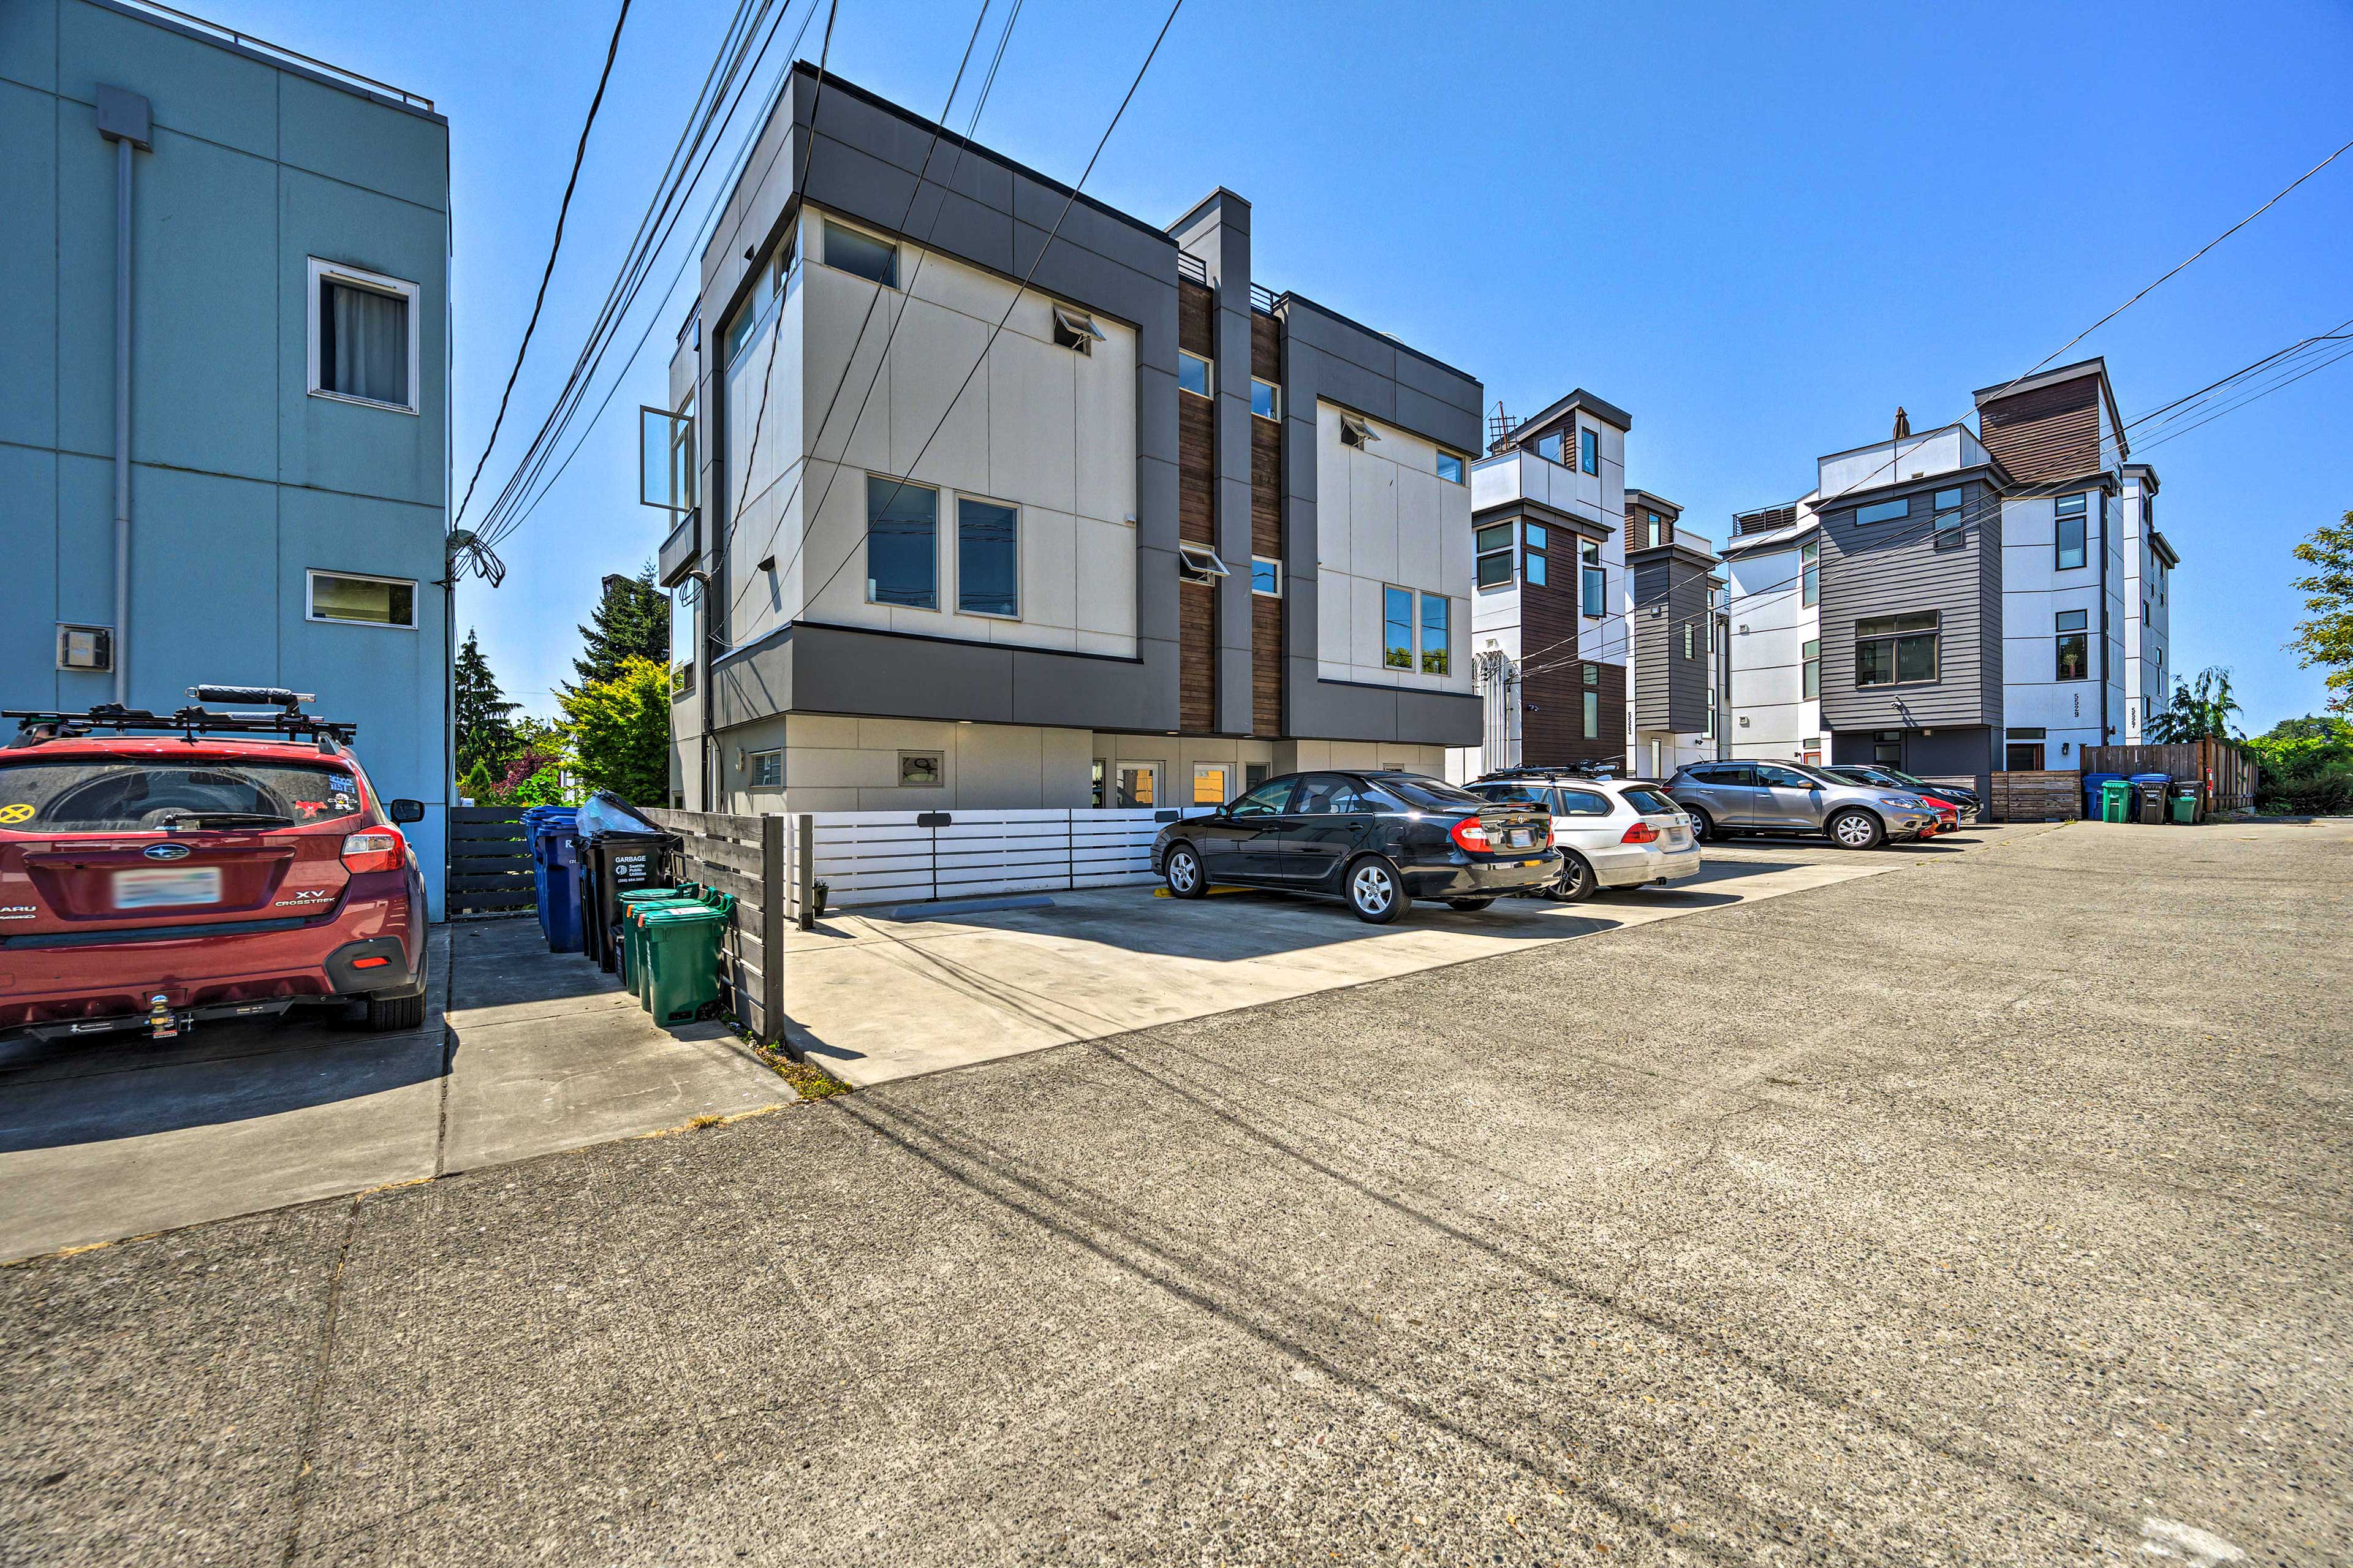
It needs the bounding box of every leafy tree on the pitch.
[509,767,571,808]
[559,656,670,805]
[2145,665,2243,743]
[2247,714,2353,815]
[570,562,669,691]
[453,629,519,778]
[2287,510,2353,715]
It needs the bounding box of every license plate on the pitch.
[1506,828,1533,848]
[113,866,222,909]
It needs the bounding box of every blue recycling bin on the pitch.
[2080,772,2125,821]
[528,807,582,952]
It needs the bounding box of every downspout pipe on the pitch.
[96,86,151,707]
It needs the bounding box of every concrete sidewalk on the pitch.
[775,833,1999,1085]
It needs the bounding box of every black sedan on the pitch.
[1151,771,1559,923]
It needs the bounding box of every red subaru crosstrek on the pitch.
[0,688,428,1043]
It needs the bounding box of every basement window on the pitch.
[1339,412,1379,449]
[1177,542,1229,583]
[1051,305,1104,354]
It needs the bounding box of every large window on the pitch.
[1178,350,1212,399]
[1802,638,1820,700]
[2055,493,2089,570]
[1383,585,1414,668]
[1476,523,1515,588]
[1578,426,1599,475]
[1523,523,1548,587]
[1855,612,1938,686]
[866,476,938,609]
[1801,539,1819,607]
[307,570,415,628]
[308,259,418,412]
[1580,542,1605,618]
[1420,594,1450,675]
[2055,608,2090,680]
[1933,488,1965,550]
[823,221,898,287]
[957,498,1019,618]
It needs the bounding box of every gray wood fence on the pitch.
[448,806,534,918]
[644,809,785,1047]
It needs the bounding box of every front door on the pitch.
[1115,762,1160,810]
[2006,743,2045,771]
[1751,763,1823,827]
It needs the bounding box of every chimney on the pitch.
[1893,406,1911,440]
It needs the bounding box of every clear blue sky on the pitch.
[218,0,2352,730]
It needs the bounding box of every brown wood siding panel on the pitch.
[1250,311,1280,384]
[1180,583,1216,733]
[1252,594,1282,737]
[1518,577,1625,767]
[1178,392,1216,545]
[1178,278,1216,359]
[1979,374,2101,483]
[1250,419,1283,557]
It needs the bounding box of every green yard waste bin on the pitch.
[2099,778,2132,823]
[616,886,701,994]
[2168,783,2202,825]
[639,893,735,1026]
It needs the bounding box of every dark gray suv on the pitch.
[1665,761,1941,850]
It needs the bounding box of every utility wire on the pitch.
[453,0,633,529]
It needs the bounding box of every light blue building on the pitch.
[1,0,453,914]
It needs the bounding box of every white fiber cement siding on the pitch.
[1727,542,1822,761]
[1313,402,1474,695]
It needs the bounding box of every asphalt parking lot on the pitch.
[4,817,2344,1566]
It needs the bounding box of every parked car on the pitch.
[1152,771,1559,923]
[1664,760,1940,850]
[0,689,430,1043]
[1463,772,1700,901]
[1819,764,1981,824]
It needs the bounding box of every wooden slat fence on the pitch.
[2082,740,2257,811]
[448,806,535,918]
[644,809,784,1047]
[1986,770,2083,822]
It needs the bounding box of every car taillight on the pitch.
[1620,821,1659,844]
[1449,817,1493,853]
[341,827,406,874]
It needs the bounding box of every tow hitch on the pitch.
[147,993,184,1039]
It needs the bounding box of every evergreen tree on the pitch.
[460,758,499,804]
[453,629,520,779]
[570,561,669,691]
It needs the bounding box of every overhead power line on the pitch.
[453,0,634,529]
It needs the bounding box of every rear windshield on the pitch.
[1620,786,1677,815]
[1379,775,1485,811]
[0,759,362,831]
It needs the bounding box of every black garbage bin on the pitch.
[570,793,678,972]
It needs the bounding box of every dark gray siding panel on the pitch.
[1818,479,2001,732]
[1631,560,1671,728]
[1631,555,1711,730]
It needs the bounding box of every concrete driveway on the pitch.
[779,830,2001,1085]
[0,919,789,1261]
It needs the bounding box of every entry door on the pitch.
[2006,743,2045,771]
[1115,762,1160,809]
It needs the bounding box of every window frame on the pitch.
[306,257,421,415]
[2055,608,2090,681]
[2055,493,2090,570]
[1382,584,1415,670]
[955,494,1021,620]
[1855,497,1909,526]
[1578,425,1600,476]
[1854,611,1940,687]
[1802,637,1820,700]
[1582,689,1600,739]
[1050,304,1104,354]
[1534,431,1564,464]
[822,219,899,289]
[1251,377,1281,421]
[1436,450,1466,485]
[1932,487,1964,550]
[1419,593,1451,676]
[865,474,941,611]
[1580,542,1605,619]
[1176,542,1229,584]
[1801,539,1819,607]
[1339,411,1379,447]
[1681,622,1695,661]
[305,568,418,631]
[1178,350,1213,400]
[1251,556,1282,598]
[748,749,782,789]
[1475,523,1516,589]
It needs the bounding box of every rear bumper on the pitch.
[0,879,421,1039]
[1591,844,1702,887]
[1404,851,1562,900]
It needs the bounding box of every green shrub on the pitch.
[2248,717,2353,816]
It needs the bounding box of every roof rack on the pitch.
[6,688,357,752]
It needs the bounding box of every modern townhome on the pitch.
[654,63,1483,815]
[0,0,454,913]
[1624,490,1727,778]
[1722,359,2182,792]
[1444,391,1634,782]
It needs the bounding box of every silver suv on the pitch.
[1665,761,1940,850]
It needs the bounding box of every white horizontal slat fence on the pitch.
[786,807,1218,915]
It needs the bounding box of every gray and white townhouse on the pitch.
[652,62,1484,815]
[1722,358,2183,793]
